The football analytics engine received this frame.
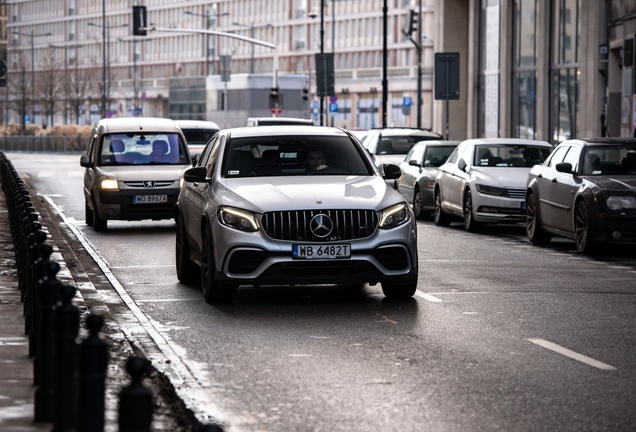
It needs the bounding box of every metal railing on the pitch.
[0,135,87,153]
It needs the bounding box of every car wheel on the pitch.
[463,189,481,233]
[381,274,417,300]
[575,200,595,254]
[434,188,451,226]
[413,187,426,220]
[92,198,107,231]
[526,192,551,245]
[201,225,237,303]
[85,199,94,227]
[175,215,199,283]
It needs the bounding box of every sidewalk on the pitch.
[0,179,202,430]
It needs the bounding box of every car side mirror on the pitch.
[80,154,93,168]
[555,162,573,174]
[408,159,419,167]
[382,163,402,180]
[183,166,209,183]
[457,158,467,171]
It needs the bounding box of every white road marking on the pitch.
[415,291,442,302]
[37,171,55,177]
[68,171,84,177]
[288,354,312,357]
[527,338,616,371]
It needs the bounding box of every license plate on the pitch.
[292,244,351,259]
[133,194,167,204]
[521,201,526,210]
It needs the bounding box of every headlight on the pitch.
[606,196,636,210]
[99,177,118,190]
[179,176,185,189]
[476,184,506,196]
[379,203,410,229]
[218,206,259,232]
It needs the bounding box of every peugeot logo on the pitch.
[143,181,155,188]
[310,214,333,238]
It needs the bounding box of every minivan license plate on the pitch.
[133,195,167,204]
[292,244,351,259]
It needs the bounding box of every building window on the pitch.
[512,0,537,139]
[478,0,500,138]
[550,0,580,143]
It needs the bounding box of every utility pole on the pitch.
[382,0,388,128]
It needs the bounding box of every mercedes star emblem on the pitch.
[310,214,333,238]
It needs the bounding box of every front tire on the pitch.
[381,274,417,300]
[201,225,237,303]
[412,187,427,220]
[434,188,452,226]
[85,199,94,227]
[463,189,481,233]
[92,198,107,231]
[526,192,551,245]
[175,215,199,283]
[575,200,595,254]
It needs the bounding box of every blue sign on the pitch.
[329,103,338,113]
[403,96,413,107]
[313,100,319,110]
[25,114,31,123]
[329,95,338,104]
[133,108,143,117]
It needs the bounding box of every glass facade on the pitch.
[512,0,537,139]
[550,0,580,143]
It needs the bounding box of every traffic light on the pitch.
[133,5,147,36]
[301,87,309,102]
[403,8,417,37]
[269,87,280,109]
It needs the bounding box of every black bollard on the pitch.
[24,227,46,337]
[76,313,109,432]
[52,284,80,432]
[119,356,153,432]
[29,243,52,364]
[18,209,36,299]
[34,260,61,422]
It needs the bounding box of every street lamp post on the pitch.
[184,10,229,75]
[12,30,52,126]
[88,21,128,118]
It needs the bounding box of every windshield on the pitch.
[583,146,636,175]
[473,144,552,167]
[182,128,218,145]
[223,135,372,178]
[377,135,440,155]
[99,133,190,166]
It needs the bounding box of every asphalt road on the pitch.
[7,152,636,432]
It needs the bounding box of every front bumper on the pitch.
[211,216,418,286]
[592,212,636,244]
[474,194,526,223]
[96,187,180,221]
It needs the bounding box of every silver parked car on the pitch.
[174,119,220,161]
[80,117,192,231]
[174,126,419,303]
[397,140,460,219]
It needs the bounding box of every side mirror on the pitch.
[555,162,573,174]
[457,158,467,171]
[408,159,419,167]
[80,154,93,168]
[183,166,209,183]
[382,163,402,180]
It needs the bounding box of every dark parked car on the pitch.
[526,138,636,253]
[396,140,460,219]
[174,126,419,303]
[174,120,220,161]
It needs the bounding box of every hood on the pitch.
[470,167,531,188]
[216,176,403,213]
[98,165,190,181]
[583,175,636,192]
[374,154,407,167]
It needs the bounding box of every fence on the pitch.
[0,134,87,153]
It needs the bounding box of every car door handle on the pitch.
[551,178,557,183]
[537,173,542,179]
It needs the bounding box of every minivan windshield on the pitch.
[99,133,190,165]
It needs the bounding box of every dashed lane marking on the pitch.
[415,290,442,302]
[527,338,616,371]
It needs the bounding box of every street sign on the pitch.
[133,108,142,117]
[25,114,30,123]
[329,95,338,104]
[329,103,338,113]
[315,53,335,97]
[434,52,460,100]
[403,96,412,107]
[312,100,319,111]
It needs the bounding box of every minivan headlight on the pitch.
[606,196,636,210]
[218,206,259,232]
[379,203,410,229]
[99,177,119,190]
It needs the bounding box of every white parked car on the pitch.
[433,138,553,232]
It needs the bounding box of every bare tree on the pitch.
[9,54,31,133]
[37,49,63,128]
[68,53,100,124]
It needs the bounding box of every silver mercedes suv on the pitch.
[175,126,419,303]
